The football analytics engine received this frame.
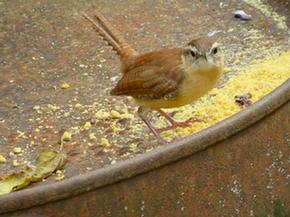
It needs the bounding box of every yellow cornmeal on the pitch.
[161,51,290,139]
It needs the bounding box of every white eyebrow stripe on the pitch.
[209,42,220,53]
[191,46,202,55]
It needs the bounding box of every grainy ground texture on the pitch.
[0,0,289,217]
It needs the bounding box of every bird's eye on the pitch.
[190,50,196,57]
[212,47,218,54]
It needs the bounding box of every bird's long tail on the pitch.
[82,12,136,58]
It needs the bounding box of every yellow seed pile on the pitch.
[162,51,290,139]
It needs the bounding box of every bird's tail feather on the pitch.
[83,12,136,58]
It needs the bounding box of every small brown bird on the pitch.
[83,12,224,143]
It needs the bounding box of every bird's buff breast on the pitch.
[135,66,222,109]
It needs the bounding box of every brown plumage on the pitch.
[110,48,185,99]
[187,37,217,53]
[83,12,137,59]
[83,12,224,143]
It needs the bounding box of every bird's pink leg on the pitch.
[138,107,167,144]
[157,109,201,132]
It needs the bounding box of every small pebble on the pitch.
[234,10,252,20]
[235,93,252,107]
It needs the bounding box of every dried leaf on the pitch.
[31,149,67,182]
[0,167,33,195]
[0,149,66,195]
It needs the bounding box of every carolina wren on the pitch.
[83,12,224,143]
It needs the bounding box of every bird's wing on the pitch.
[110,63,185,99]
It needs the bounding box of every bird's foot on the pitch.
[157,117,202,133]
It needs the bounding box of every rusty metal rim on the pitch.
[0,79,289,214]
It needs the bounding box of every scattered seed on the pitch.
[12,159,20,167]
[47,104,59,112]
[13,147,22,154]
[110,76,119,82]
[0,154,6,163]
[110,160,116,165]
[224,67,231,73]
[79,64,87,68]
[89,133,97,140]
[62,131,72,142]
[33,105,40,110]
[83,121,91,130]
[60,82,70,89]
[74,103,82,109]
[111,110,121,119]
[95,110,110,120]
[54,170,65,181]
[100,138,110,147]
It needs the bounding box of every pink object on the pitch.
[234,10,252,20]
